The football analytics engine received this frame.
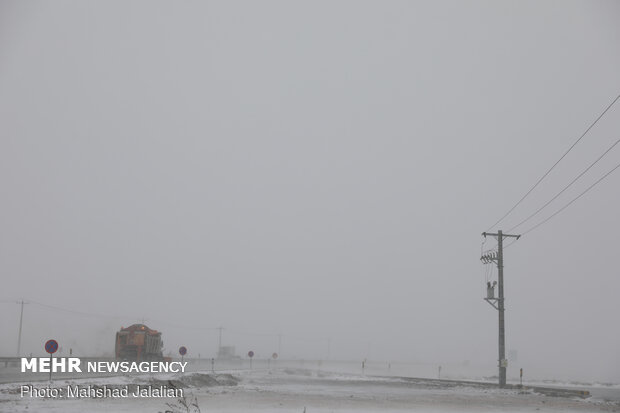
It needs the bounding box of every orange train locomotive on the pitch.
[115,324,164,361]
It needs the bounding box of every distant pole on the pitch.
[481,230,520,388]
[218,326,223,356]
[17,300,24,356]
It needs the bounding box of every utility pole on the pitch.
[481,230,520,388]
[217,326,223,357]
[17,300,25,356]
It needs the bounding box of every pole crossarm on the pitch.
[482,232,521,239]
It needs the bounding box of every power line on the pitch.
[18,299,326,342]
[503,238,519,250]
[507,137,620,232]
[27,299,220,331]
[486,93,620,232]
[28,300,124,319]
[8,298,338,356]
[521,160,620,236]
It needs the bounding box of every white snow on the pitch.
[1,368,618,413]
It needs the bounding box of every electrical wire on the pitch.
[507,137,620,233]
[488,262,495,281]
[14,298,335,352]
[521,160,620,236]
[27,299,221,331]
[489,244,498,253]
[486,93,620,232]
[503,238,519,250]
[484,261,492,283]
[28,300,125,319]
[482,243,498,255]
[16,298,333,343]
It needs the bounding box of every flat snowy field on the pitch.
[1,369,619,413]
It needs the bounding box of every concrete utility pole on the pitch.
[17,300,25,356]
[218,326,223,356]
[481,230,520,388]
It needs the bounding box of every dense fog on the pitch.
[1,0,619,384]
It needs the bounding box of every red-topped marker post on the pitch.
[179,346,187,364]
[44,339,58,381]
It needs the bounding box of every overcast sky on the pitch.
[1,1,619,382]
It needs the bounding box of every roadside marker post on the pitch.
[44,339,58,381]
[179,346,187,364]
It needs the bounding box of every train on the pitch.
[115,324,164,361]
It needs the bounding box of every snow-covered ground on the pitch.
[1,367,619,413]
